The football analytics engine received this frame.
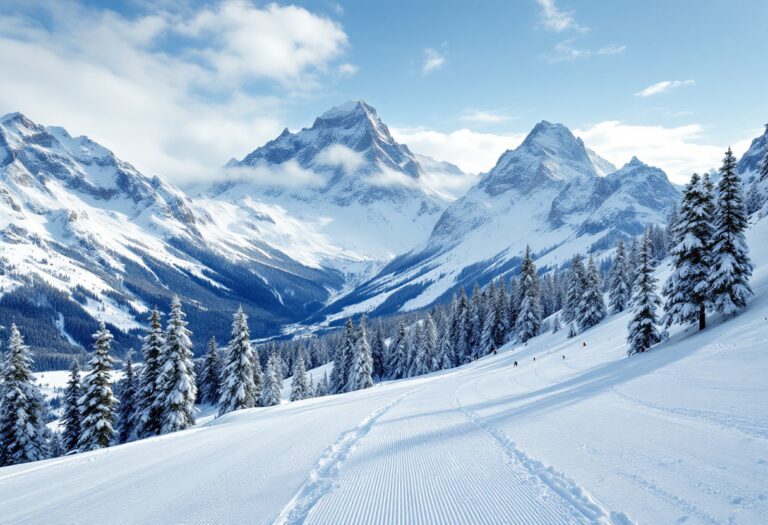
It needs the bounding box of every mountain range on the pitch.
[1,102,764,366]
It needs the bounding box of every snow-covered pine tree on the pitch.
[117,352,137,444]
[608,240,631,313]
[60,360,82,453]
[710,148,754,314]
[388,322,408,379]
[567,322,577,338]
[77,322,118,451]
[479,299,495,357]
[493,278,510,347]
[423,313,439,372]
[219,306,256,416]
[577,256,607,332]
[316,371,329,397]
[662,173,714,331]
[437,312,455,370]
[552,313,561,333]
[199,336,222,405]
[507,276,519,333]
[251,346,263,405]
[563,254,585,323]
[156,296,196,434]
[260,354,282,406]
[453,289,471,364]
[746,181,765,214]
[330,319,355,393]
[370,325,386,380]
[407,321,424,377]
[135,308,164,438]
[349,317,374,390]
[467,284,484,358]
[0,325,48,466]
[289,353,310,401]
[627,231,662,356]
[47,431,65,459]
[515,246,542,342]
[628,237,640,283]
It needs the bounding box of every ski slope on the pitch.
[1,220,767,524]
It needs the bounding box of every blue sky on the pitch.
[0,0,765,184]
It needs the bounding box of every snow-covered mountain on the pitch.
[323,121,680,319]
[0,112,341,362]
[199,100,457,263]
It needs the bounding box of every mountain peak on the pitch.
[318,99,376,120]
[625,156,646,168]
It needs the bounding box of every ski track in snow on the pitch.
[274,391,415,525]
[453,378,635,525]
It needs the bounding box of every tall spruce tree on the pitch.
[710,148,754,314]
[330,319,356,393]
[289,353,310,401]
[627,232,663,356]
[454,289,471,364]
[199,337,222,405]
[563,255,586,323]
[0,325,48,466]
[260,354,282,406]
[136,308,164,438]
[608,240,631,313]
[349,317,374,390]
[515,246,542,342]
[578,256,607,332]
[117,352,137,444]
[370,326,386,381]
[388,322,408,379]
[60,360,82,453]
[156,297,196,434]
[78,322,118,451]
[424,313,440,372]
[662,173,714,330]
[219,307,256,416]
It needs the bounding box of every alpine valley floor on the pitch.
[1,220,767,524]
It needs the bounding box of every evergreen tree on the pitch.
[662,173,714,331]
[746,181,765,214]
[493,279,510,347]
[78,322,118,451]
[552,313,561,333]
[199,337,222,405]
[628,237,640,283]
[370,325,386,380]
[330,319,356,393]
[388,322,408,379]
[136,308,164,438]
[60,360,82,453]
[219,307,256,416]
[567,322,577,338]
[627,231,663,356]
[424,313,440,371]
[117,352,137,444]
[761,135,768,183]
[608,240,631,313]
[156,297,196,434]
[507,276,519,333]
[0,325,48,466]
[260,354,282,406]
[563,255,585,323]
[437,314,455,370]
[407,323,422,376]
[289,353,310,401]
[578,256,607,332]
[710,148,754,314]
[453,289,471,364]
[515,246,541,342]
[47,431,65,459]
[349,317,374,390]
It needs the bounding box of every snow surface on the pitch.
[1,218,766,524]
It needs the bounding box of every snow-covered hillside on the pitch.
[1,215,765,524]
[324,121,681,320]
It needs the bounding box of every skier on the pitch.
[513,361,518,367]
[533,356,536,362]
[562,355,565,360]
[582,341,587,347]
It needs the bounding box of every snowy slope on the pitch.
[199,101,457,263]
[1,217,766,524]
[321,122,680,321]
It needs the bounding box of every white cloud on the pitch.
[392,127,525,175]
[635,80,695,97]
[459,110,511,124]
[421,48,446,75]
[223,160,325,187]
[315,144,365,173]
[548,40,625,62]
[368,164,420,189]
[337,63,358,75]
[0,1,350,185]
[536,0,587,32]
[574,121,732,183]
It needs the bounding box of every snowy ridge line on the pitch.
[272,390,416,525]
[610,386,768,440]
[453,382,635,525]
